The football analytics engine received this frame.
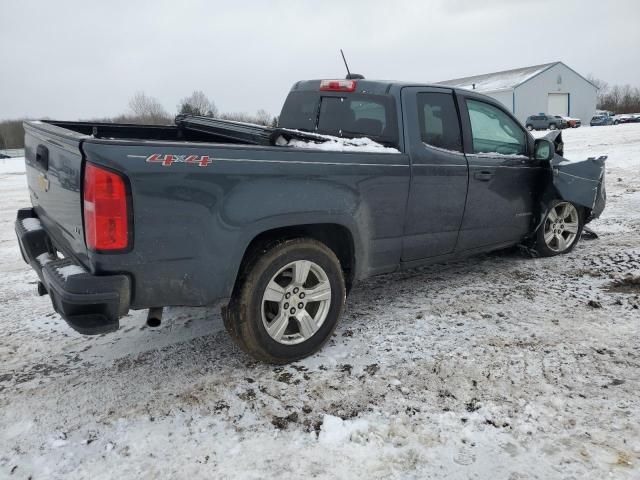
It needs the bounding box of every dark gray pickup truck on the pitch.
[15,78,606,363]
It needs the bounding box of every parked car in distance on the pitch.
[612,114,640,125]
[561,116,581,128]
[590,114,614,126]
[553,116,570,129]
[525,114,568,131]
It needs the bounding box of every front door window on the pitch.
[466,99,527,156]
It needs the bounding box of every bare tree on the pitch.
[587,76,640,113]
[0,120,26,149]
[127,92,171,124]
[587,75,609,94]
[178,91,218,117]
[219,109,274,126]
[619,84,636,112]
[587,75,610,110]
[254,109,274,126]
[218,112,256,123]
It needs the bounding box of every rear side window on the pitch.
[466,99,526,156]
[279,91,398,146]
[278,91,318,132]
[417,92,462,152]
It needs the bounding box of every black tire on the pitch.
[533,200,584,257]
[526,124,534,131]
[223,238,346,363]
[613,120,619,125]
[549,123,557,130]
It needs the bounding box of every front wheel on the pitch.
[526,124,534,131]
[223,238,346,363]
[549,123,557,130]
[533,200,584,257]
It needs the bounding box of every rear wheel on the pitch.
[223,238,346,363]
[533,200,584,257]
[526,124,534,131]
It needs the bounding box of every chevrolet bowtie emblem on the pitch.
[38,173,50,192]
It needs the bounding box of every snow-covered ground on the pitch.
[1,125,639,479]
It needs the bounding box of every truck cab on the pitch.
[281,79,545,261]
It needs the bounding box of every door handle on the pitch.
[474,171,494,181]
[36,144,49,171]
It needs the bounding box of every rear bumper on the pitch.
[15,208,130,335]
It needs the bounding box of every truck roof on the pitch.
[291,79,457,95]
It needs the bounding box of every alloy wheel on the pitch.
[261,260,332,345]
[543,202,580,252]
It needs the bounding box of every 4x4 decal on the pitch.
[146,154,213,167]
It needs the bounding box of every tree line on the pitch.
[0,90,278,149]
[587,76,640,114]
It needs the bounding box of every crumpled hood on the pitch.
[543,130,607,221]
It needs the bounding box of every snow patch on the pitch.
[280,130,400,154]
[22,218,42,232]
[318,415,371,445]
[469,152,529,159]
[57,265,86,279]
[439,63,554,92]
[0,156,26,175]
[36,252,54,266]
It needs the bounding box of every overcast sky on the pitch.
[1,0,638,121]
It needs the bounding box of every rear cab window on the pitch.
[279,90,399,148]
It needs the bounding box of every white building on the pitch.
[438,61,598,124]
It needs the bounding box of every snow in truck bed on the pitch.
[280,129,400,153]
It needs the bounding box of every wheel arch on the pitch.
[229,222,360,300]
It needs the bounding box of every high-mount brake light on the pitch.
[83,163,130,251]
[319,79,357,92]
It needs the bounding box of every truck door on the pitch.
[456,95,543,250]
[400,87,468,261]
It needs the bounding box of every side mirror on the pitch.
[534,138,554,161]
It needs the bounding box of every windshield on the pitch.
[279,91,399,147]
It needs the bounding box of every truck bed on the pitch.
[20,116,408,328]
[41,116,392,149]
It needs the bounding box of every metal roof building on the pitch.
[439,61,598,124]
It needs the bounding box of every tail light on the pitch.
[83,162,130,251]
[319,79,357,92]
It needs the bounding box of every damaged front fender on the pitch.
[543,130,607,222]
